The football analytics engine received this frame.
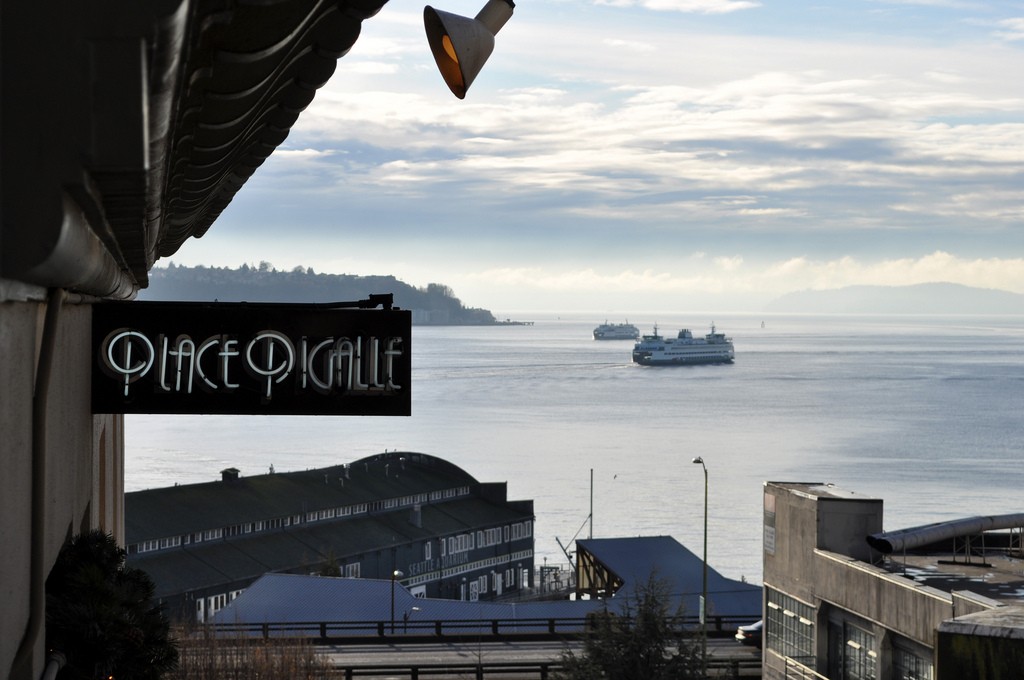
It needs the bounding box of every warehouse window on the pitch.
[893,642,932,680]
[844,623,876,680]
[766,588,815,666]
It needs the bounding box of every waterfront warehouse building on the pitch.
[126,452,535,620]
[762,481,1024,680]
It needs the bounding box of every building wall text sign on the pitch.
[92,300,411,416]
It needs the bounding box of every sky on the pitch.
[165,0,1024,314]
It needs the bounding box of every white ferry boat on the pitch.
[632,324,735,365]
[593,321,640,340]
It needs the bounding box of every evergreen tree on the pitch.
[46,530,178,679]
[557,575,702,680]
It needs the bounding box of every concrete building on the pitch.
[762,481,1024,680]
[1,1,393,677]
[126,451,535,620]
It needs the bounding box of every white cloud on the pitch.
[714,256,745,271]
[172,1,1024,315]
[594,0,759,13]
[762,252,1024,294]
[273,149,336,161]
[994,17,1024,41]
[461,252,1024,300]
[869,0,979,8]
[289,51,1024,230]
[603,38,657,52]
[344,62,400,75]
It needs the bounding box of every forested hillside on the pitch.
[140,263,497,325]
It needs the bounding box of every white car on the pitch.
[735,619,762,648]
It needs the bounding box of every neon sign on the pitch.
[92,300,411,415]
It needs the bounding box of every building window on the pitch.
[511,521,533,540]
[844,623,877,680]
[766,588,815,666]
[447,533,473,554]
[425,542,432,560]
[479,527,502,547]
[893,643,933,680]
[345,563,361,578]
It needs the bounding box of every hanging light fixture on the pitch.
[424,0,515,99]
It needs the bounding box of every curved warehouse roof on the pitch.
[126,451,482,542]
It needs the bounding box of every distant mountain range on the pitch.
[765,283,1024,314]
[140,264,498,325]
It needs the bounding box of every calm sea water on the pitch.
[124,314,1024,585]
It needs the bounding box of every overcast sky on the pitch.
[166,0,1024,314]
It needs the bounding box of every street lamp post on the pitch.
[692,456,708,679]
[390,569,404,633]
[403,606,420,632]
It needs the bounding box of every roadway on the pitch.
[317,637,762,677]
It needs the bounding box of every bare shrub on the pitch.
[170,626,332,680]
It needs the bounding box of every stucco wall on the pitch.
[936,631,1024,680]
[0,299,38,677]
[816,498,882,561]
[815,550,953,646]
[764,485,884,600]
[2,296,123,679]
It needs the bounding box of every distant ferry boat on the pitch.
[632,324,735,366]
[593,321,640,340]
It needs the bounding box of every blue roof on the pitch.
[213,573,601,634]
[577,536,762,618]
[212,536,760,634]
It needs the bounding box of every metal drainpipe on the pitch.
[11,287,66,678]
[40,651,66,680]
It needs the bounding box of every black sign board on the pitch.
[92,298,411,416]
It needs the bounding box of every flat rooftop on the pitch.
[766,481,880,502]
[880,543,1024,604]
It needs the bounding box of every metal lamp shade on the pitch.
[424,0,512,99]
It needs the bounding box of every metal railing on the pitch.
[207,614,761,647]
[207,613,760,642]
[771,652,829,680]
[327,656,762,679]
[332,661,564,679]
